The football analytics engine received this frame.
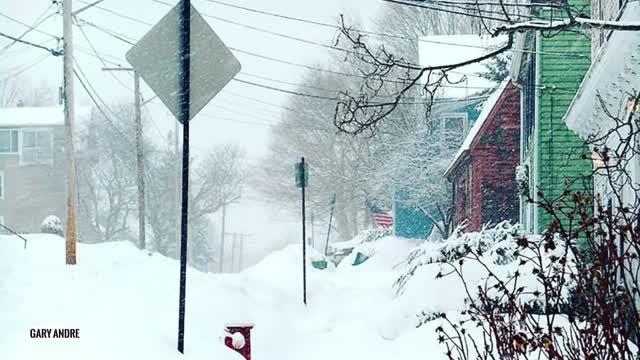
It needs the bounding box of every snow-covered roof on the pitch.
[565,2,640,138]
[0,106,65,127]
[444,79,511,176]
[418,34,508,99]
[0,105,94,128]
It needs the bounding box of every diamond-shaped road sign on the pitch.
[125,1,241,123]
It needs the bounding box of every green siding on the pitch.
[534,0,592,231]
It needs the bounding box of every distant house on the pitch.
[0,106,67,232]
[509,0,593,234]
[394,97,483,239]
[393,34,506,239]
[444,80,520,232]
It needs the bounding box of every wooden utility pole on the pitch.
[219,204,226,272]
[63,0,77,265]
[134,71,145,250]
[231,232,237,272]
[238,234,244,271]
[101,67,146,250]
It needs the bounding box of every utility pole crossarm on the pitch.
[101,67,134,71]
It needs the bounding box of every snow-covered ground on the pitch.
[0,233,475,359]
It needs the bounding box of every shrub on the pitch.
[41,215,63,237]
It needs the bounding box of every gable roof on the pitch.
[418,34,508,99]
[444,79,512,177]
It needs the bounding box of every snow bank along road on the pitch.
[0,234,470,359]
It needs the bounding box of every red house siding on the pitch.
[450,82,520,232]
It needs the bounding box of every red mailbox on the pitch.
[224,323,254,360]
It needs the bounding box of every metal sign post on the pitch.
[176,0,190,353]
[125,0,241,353]
[295,158,308,305]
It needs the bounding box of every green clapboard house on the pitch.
[511,0,593,235]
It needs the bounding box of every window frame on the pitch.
[441,112,469,133]
[19,128,54,166]
[441,112,469,149]
[0,128,19,154]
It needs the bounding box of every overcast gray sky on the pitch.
[1,0,383,260]
[1,0,380,160]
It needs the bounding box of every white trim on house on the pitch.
[0,171,4,200]
[532,31,542,236]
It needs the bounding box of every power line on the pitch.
[0,54,50,82]
[382,0,509,22]
[74,19,132,89]
[233,78,340,101]
[73,61,174,188]
[70,20,494,105]
[0,31,62,56]
[0,11,60,40]
[76,0,154,26]
[73,50,165,139]
[0,3,57,55]
[0,38,57,57]
[201,0,539,42]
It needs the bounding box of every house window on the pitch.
[441,113,469,149]
[0,129,19,153]
[20,128,53,166]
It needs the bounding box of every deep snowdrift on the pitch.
[0,233,464,359]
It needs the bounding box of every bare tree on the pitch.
[0,77,55,107]
[76,104,140,243]
[146,141,245,270]
[333,0,640,135]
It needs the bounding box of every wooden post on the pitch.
[63,0,77,265]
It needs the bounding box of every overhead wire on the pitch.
[72,19,167,139]
[68,2,585,125]
[0,54,50,81]
[0,3,57,55]
[0,31,62,56]
[0,10,61,40]
[72,14,506,98]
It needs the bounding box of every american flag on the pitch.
[366,201,394,229]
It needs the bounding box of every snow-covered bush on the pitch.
[40,215,63,237]
[515,164,529,197]
[394,221,524,295]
